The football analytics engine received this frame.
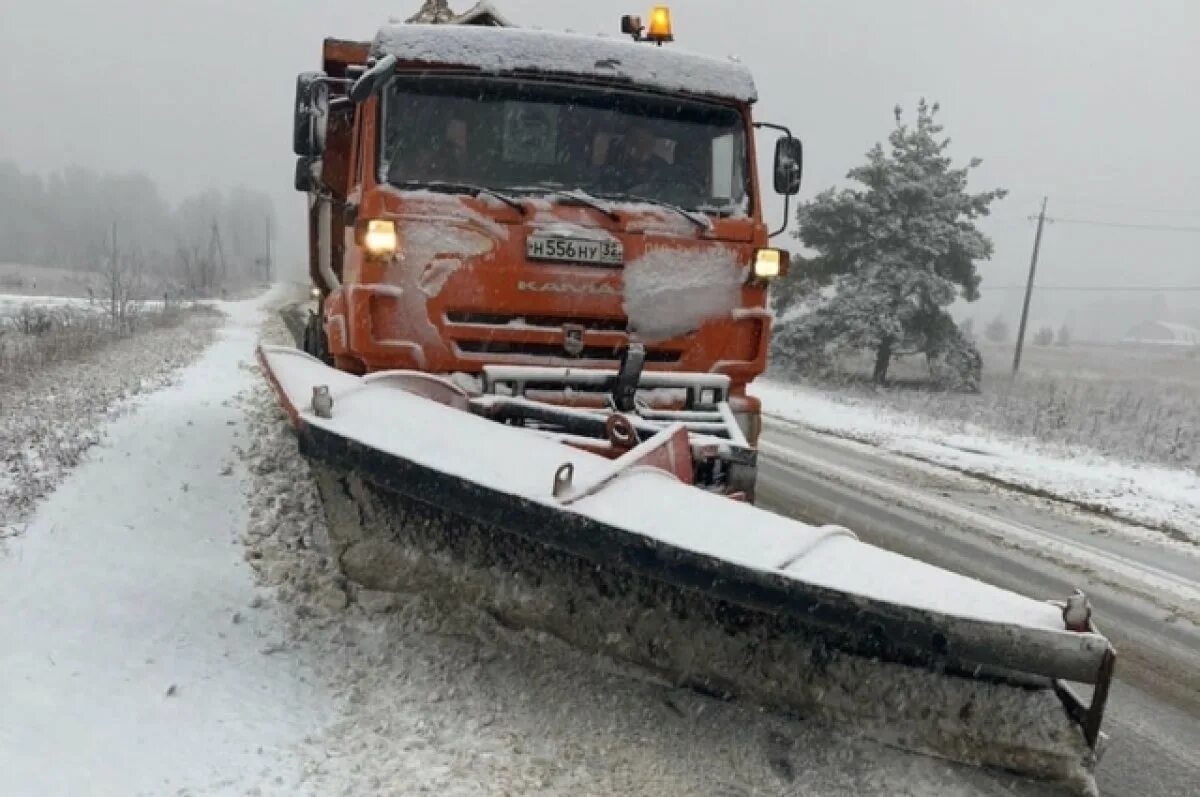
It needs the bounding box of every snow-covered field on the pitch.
[0,262,105,298]
[0,293,172,317]
[787,342,1200,472]
[752,380,1200,544]
[0,291,1078,796]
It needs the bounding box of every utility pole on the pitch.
[110,220,119,329]
[1013,197,1048,375]
[206,220,227,291]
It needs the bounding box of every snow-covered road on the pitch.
[0,291,328,795]
[1,293,1085,796]
[757,420,1200,797]
[751,380,1200,543]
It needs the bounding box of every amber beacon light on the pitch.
[621,6,674,45]
[647,7,674,42]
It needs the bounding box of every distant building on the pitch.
[1121,320,1200,347]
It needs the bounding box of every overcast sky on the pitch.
[2,0,1197,321]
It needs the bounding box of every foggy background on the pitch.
[1,0,1196,338]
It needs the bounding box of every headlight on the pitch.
[752,248,787,280]
[362,219,398,258]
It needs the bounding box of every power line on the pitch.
[1051,198,1200,215]
[987,285,1200,292]
[1044,216,1200,233]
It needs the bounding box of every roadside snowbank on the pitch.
[0,311,220,532]
[0,288,326,797]
[752,380,1200,544]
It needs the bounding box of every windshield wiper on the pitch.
[393,180,528,216]
[509,184,620,222]
[595,192,710,231]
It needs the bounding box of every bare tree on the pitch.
[99,223,145,335]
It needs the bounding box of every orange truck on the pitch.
[292,7,803,499]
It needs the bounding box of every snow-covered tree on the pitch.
[1056,324,1072,347]
[776,100,1005,388]
[1034,326,1055,346]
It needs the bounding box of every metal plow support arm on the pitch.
[257,344,1114,792]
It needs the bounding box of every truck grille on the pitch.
[455,340,681,364]
[446,311,628,332]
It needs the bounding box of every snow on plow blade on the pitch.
[258,344,1115,791]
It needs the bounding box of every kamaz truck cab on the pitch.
[292,7,803,499]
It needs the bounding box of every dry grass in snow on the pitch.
[771,342,1200,473]
[0,305,221,531]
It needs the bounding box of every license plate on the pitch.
[527,235,623,266]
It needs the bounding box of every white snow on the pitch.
[573,467,1070,631]
[529,220,619,243]
[417,257,463,297]
[0,307,221,527]
[346,219,499,354]
[0,293,168,316]
[0,293,96,312]
[371,24,758,103]
[0,293,1094,795]
[622,246,744,341]
[752,379,1200,543]
[400,218,498,262]
[379,186,513,241]
[259,345,1095,640]
[609,201,712,236]
[0,288,328,796]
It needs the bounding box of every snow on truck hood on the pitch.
[380,188,748,241]
[371,24,758,104]
[623,246,745,342]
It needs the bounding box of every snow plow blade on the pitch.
[257,344,1115,792]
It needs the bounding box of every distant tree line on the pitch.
[0,161,276,297]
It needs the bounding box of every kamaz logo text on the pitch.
[517,281,621,296]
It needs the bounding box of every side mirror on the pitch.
[294,156,321,193]
[773,136,803,195]
[293,71,329,157]
[349,54,398,104]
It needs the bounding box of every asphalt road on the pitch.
[757,419,1200,797]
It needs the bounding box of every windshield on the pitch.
[379,74,750,216]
